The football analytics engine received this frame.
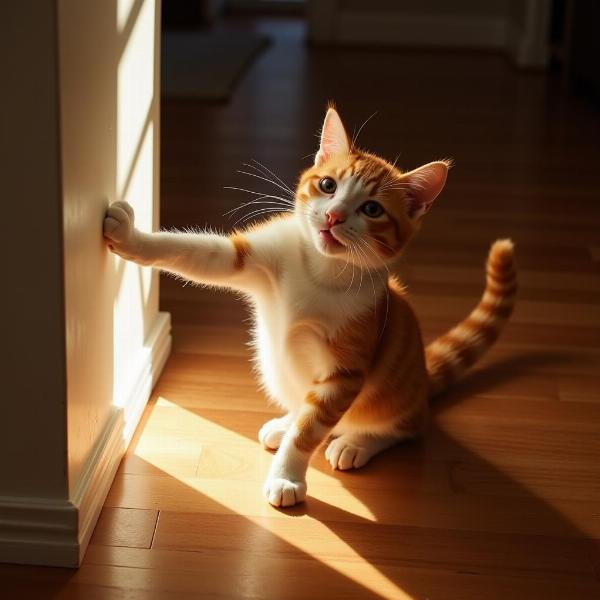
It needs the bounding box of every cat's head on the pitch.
[296,106,450,267]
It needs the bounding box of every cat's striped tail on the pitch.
[425,239,517,397]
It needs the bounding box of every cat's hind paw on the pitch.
[325,433,402,470]
[263,477,306,508]
[325,437,372,470]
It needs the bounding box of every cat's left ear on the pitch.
[403,160,450,220]
[315,107,351,166]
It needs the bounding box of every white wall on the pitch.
[59,0,165,490]
[0,0,170,567]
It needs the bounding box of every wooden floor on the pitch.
[5,16,600,599]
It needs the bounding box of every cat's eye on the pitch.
[360,200,384,218]
[318,177,337,195]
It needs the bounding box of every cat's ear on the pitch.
[403,160,450,220]
[315,107,350,166]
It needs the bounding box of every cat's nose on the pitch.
[326,209,346,227]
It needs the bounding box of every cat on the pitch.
[103,106,516,508]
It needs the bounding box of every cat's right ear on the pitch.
[402,160,450,220]
[315,107,350,166]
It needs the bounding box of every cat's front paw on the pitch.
[103,201,139,255]
[263,476,306,508]
[258,415,292,450]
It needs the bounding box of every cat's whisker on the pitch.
[224,198,290,218]
[357,241,390,290]
[299,207,319,222]
[343,245,354,292]
[355,243,376,304]
[224,186,295,205]
[239,205,291,220]
[248,159,295,196]
[355,245,365,297]
[233,207,291,228]
[360,237,391,277]
[351,246,360,294]
[379,181,411,187]
[378,183,414,192]
[237,169,295,200]
[357,238,391,337]
[345,246,357,293]
[242,162,294,197]
[347,233,379,308]
[351,111,378,151]
[379,187,421,195]
[361,247,378,308]
[237,211,289,228]
[362,233,397,253]
[379,154,401,189]
[224,183,295,223]
[348,128,356,159]
[336,245,352,279]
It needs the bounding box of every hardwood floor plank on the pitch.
[66,545,600,599]
[90,508,159,550]
[104,471,600,540]
[5,545,594,600]
[152,511,598,583]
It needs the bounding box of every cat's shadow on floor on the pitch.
[284,348,576,505]
[271,349,599,594]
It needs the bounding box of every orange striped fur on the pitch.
[228,231,251,270]
[286,111,516,461]
[426,239,517,396]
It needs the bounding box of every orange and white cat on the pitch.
[104,106,516,508]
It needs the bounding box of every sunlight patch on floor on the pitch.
[134,396,410,599]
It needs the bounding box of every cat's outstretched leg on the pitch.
[103,201,268,290]
[325,432,411,470]
[258,413,294,450]
[263,372,363,507]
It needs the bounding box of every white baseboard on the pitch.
[74,310,171,565]
[0,496,79,567]
[0,311,171,568]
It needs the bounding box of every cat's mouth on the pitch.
[319,228,345,250]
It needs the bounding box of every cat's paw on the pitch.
[325,437,372,470]
[258,415,292,450]
[103,201,137,252]
[263,477,307,508]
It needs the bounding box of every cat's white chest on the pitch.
[250,258,372,411]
